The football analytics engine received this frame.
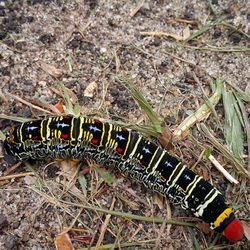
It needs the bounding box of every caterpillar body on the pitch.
[3,115,243,241]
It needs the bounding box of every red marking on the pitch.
[33,135,41,140]
[61,133,70,139]
[94,119,101,124]
[91,138,99,145]
[117,147,123,153]
[223,219,244,242]
[63,116,71,119]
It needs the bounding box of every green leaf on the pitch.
[78,175,87,197]
[222,88,244,161]
[98,169,114,186]
[203,148,212,160]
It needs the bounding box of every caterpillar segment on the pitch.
[3,115,244,242]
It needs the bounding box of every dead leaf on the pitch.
[153,193,164,209]
[23,176,37,185]
[196,222,212,234]
[241,220,250,242]
[182,26,191,40]
[40,62,65,78]
[54,100,65,113]
[55,232,74,250]
[84,81,97,98]
[157,126,173,150]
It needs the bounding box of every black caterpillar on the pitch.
[3,115,244,241]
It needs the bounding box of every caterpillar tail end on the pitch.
[223,219,244,242]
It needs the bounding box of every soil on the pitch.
[0,0,249,249]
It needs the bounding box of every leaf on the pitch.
[241,221,250,242]
[98,169,114,186]
[203,148,212,160]
[40,62,65,78]
[55,232,74,250]
[222,88,244,161]
[84,81,97,98]
[78,175,87,197]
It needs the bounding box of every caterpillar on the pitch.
[3,115,244,242]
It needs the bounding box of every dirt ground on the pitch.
[0,0,249,249]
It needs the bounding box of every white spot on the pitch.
[26,126,38,132]
[89,125,101,132]
[142,147,151,154]
[57,123,70,128]
[116,134,125,141]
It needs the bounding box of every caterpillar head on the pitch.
[223,219,244,242]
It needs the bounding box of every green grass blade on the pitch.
[116,75,162,134]
[184,16,224,42]
[0,114,33,123]
[222,88,244,161]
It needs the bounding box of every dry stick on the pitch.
[95,197,116,250]
[5,92,53,114]
[208,155,239,184]
[0,172,34,181]
[31,98,61,114]
[130,0,145,17]
[199,123,250,178]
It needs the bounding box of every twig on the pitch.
[0,172,34,181]
[95,197,116,249]
[199,123,250,178]
[5,92,53,115]
[130,0,145,17]
[208,155,239,184]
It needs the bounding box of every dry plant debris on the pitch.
[0,0,249,249]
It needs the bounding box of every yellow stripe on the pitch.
[46,117,52,140]
[19,123,24,143]
[194,190,219,217]
[129,136,142,158]
[167,162,182,183]
[123,131,131,156]
[99,122,105,146]
[150,150,165,174]
[78,117,84,140]
[70,117,75,141]
[146,147,160,173]
[40,119,46,142]
[105,124,113,148]
[213,208,233,228]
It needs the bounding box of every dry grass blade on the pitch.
[236,96,250,171]
[173,79,222,140]
[222,87,244,161]
[221,21,250,40]
[185,45,250,53]
[60,200,195,227]
[208,155,239,184]
[4,92,53,114]
[116,75,162,134]
[95,197,116,249]
[199,123,250,178]
[0,172,34,181]
[0,114,32,123]
[58,83,81,116]
[79,239,159,250]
